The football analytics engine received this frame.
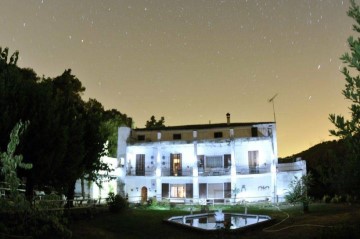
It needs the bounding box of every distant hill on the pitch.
[279,139,348,198]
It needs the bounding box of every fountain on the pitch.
[165,211,272,232]
[214,209,224,222]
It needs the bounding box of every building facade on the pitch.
[116,114,306,204]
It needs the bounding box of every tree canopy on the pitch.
[327,0,360,197]
[145,115,165,128]
[0,47,132,201]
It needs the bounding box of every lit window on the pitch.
[170,184,185,198]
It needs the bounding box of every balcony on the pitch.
[161,167,193,176]
[198,167,231,176]
[236,165,271,175]
[125,164,271,177]
[126,168,155,176]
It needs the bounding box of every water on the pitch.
[167,213,271,231]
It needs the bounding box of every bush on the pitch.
[156,198,170,207]
[106,192,128,213]
[322,195,331,203]
[331,194,341,203]
[346,194,354,204]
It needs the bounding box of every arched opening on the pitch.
[141,187,148,203]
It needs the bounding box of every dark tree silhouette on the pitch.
[145,115,165,128]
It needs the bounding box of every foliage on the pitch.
[145,115,165,128]
[106,192,128,213]
[329,0,360,198]
[101,109,133,157]
[0,121,70,238]
[0,47,131,204]
[285,173,313,205]
[322,195,331,203]
[0,121,32,198]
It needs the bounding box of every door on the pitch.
[141,187,148,203]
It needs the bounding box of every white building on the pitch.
[116,113,306,204]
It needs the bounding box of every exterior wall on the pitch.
[116,123,305,204]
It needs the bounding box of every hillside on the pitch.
[279,139,348,198]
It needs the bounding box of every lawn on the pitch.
[69,203,360,239]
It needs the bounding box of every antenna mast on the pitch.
[268,93,278,122]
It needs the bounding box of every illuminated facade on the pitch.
[117,114,306,204]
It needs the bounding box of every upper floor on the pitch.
[117,114,278,178]
[129,122,275,145]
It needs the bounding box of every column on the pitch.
[156,132,162,201]
[192,130,199,202]
[230,128,237,203]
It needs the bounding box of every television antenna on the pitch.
[268,93,278,122]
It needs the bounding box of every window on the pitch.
[170,154,182,176]
[248,151,259,173]
[197,155,204,168]
[224,183,231,198]
[173,133,181,140]
[137,135,145,141]
[199,183,207,198]
[206,156,223,168]
[136,154,145,176]
[224,154,231,168]
[214,132,223,138]
[170,184,185,198]
[162,183,169,198]
[186,184,193,198]
[208,183,223,198]
[251,127,258,137]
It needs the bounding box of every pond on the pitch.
[166,211,272,232]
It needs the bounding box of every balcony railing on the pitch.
[236,165,271,175]
[198,167,231,176]
[125,165,271,176]
[126,168,156,176]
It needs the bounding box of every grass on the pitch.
[69,203,360,239]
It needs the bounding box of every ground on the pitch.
[70,203,360,239]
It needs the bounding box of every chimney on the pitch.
[226,113,230,125]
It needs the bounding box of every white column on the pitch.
[230,129,236,176]
[156,132,162,201]
[192,131,199,202]
[230,128,237,203]
[117,127,130,197]
[269,124,278,203]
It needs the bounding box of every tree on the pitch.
[102,109,133,157]
[329,0,360,196]
[285,173,313,212]
[0,121,32,199]
[0,49,111,203]
[145,115,165,128]
[329,0,360,145]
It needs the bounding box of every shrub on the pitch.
[331,194,341,203]
[346,194,354,204]
[157,198,170,207]
[106,192,128,213]
[322,195,331,203]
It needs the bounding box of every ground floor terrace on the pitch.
[74,159,306,205]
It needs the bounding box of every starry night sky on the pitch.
[0,0,355,157]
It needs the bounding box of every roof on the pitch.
[134,122,275,132]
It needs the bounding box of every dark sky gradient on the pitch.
[0,0,354,157]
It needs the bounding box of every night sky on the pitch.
[0,0,355,157]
